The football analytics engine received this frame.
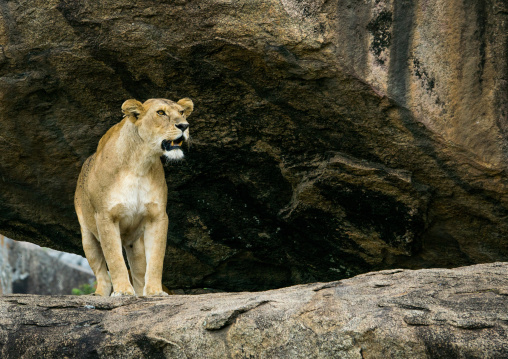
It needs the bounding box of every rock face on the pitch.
[0,263,506,358]
[0,0,507,291]
[0,235,94,295]
[0,236,10,295]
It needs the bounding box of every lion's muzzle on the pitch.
[161,136,184,151]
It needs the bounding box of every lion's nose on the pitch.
[175,123,189,132]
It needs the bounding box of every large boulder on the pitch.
[0,263,506,358]
[0,235,94,295]
[0,0,507,291]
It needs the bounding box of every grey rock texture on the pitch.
[0,235,94,295]
[0,0,507,291]
[0,263,506,358]
[0,236,11,294]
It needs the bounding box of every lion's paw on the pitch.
[144,290,169,297]
[111,290,135,297]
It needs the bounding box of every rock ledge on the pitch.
[1,262,506,358]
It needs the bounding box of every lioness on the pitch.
[74,98,193,296]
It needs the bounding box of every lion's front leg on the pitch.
[143,213,169,296]
[96,216,135,296]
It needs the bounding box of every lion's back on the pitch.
[75,153,96,213]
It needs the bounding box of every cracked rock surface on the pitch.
[0,263,507,358]
[0,0,507,291]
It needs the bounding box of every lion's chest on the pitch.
[108,173,161,237]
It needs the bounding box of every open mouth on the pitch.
[161,136,184,151]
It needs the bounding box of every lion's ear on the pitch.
[121,99,144,121]
[177,98,194,117]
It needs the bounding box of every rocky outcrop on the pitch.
[0,235,94,295]
[0,236,10,295]
[0,0,507,291]
[0,263,506,358]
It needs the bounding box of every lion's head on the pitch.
[121,98,194,161]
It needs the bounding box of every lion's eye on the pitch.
[157,110,166,116]
[179,110,185,116]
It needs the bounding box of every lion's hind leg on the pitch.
[125,235,147,296]
[81,228,112,296]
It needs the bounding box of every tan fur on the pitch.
[75,98,193,296]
